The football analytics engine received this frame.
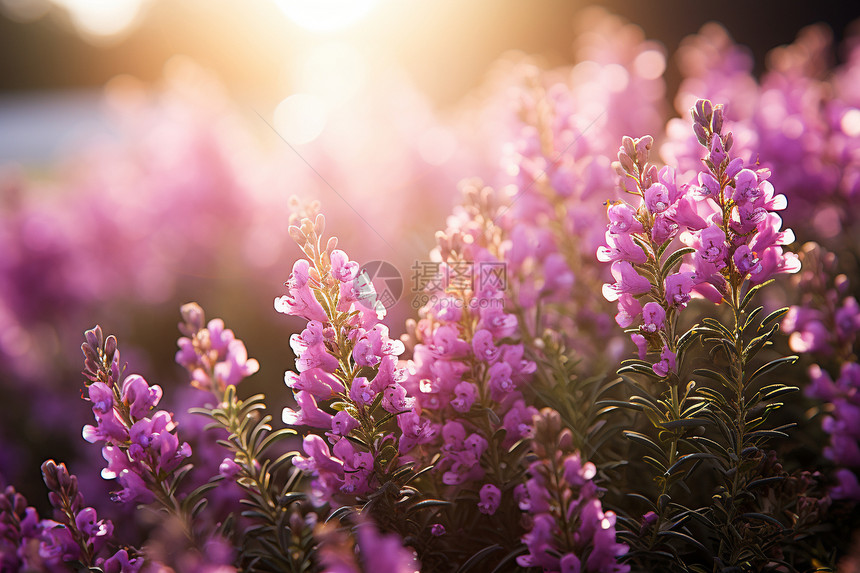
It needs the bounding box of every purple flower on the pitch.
[652,346,677,377]
[471,329,500,362]
[597,231,648,265]
[640,302,665,333]
[645,183,671,214]
[560,553,581,573]
[274,259,328,322]
[478,484,502,515]
[348,377,375,406]
[502,400,538,445]
[213,339,259,387]
[615,294,642,328]
[732,168,761,205]
[694,171,721,199]
[356,522,421,572]
[607,202,643,235]
[331,411,360,437]
[451,381,478,413]
[120,375,162,420]
[602,261,652,302]
[631,333,648,359]
[330,249,359,283]
[74,507,113,552]
[39,521,80,563]
[664,271,696,308]
[733,245,762,275]
[397,410,436,453]
[430,523,446,537]
[381,384,413,413]
[283,391,334,428]
[488,362,515,397]
[651,214,679,243]
[709,135,727,166]
[99,549,145,573]
[88,382,114,415]
[285,368,345,398]
[698,225,727,267]
[218,457,241,479]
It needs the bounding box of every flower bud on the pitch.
[711,104,724,134]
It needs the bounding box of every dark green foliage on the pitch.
[191,387,315,572]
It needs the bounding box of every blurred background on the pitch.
[1,0,859,508]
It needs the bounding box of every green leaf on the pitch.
[701,317,733,339]
[759,307,790,330]
[659,418,710,430]
[742,306,764,332]
[657,530,708,553]
[748,357,799,386]
[596,399,644,411]
[741,512,784,529]
[665,452,716,476]
[694,369,734,390]
[618,363,662,380]
[747,476,785,489]
[405,499,451,515]
[661,247,696,278]
[740,279,774,310]
[623,431,667,460]
[457,545,502,573]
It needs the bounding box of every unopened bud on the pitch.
[634,136,653,165]
[693,123,708,147]
[711,104,724,134]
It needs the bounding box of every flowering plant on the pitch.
[2,12,860,573]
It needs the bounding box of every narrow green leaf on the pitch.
[623,431,668,459]
[665,452,716,476]
[457,545,502,573]
[657,530,708,553]
[659,418,710,430]
[661,247,696,278]
[748,357,799,386]
[759,307,789,330]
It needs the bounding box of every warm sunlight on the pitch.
[273,0,378,32]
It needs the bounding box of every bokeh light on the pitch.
[273,0,377,32]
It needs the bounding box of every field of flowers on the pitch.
[1,7,860,572]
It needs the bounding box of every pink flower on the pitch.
[645,183,671,214]
[602,261,652,302]
[652,346,677,377]
[664,271,696,308]
[607,202,643,235]
[451,381,478,413]
[641,302,666,333]
[615,294,642,328]
[631,333,648,359]
[478,484,502,515]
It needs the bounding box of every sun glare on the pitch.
[52,0,146,40]
[273,0,378,32]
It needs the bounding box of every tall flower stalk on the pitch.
[600,98,801,569]
[275,213,436,559]
[175,303,314,572]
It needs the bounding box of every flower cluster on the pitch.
[1,460,144,572]
[176,303,260,393]
[664,23,860,240]
[1,483,42,570]
[81,326,191,505]
[314,518,421,573]
[602,99,799,376]
[516,409,629,572]
[782,243,860,501]
[276,215,429,509]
